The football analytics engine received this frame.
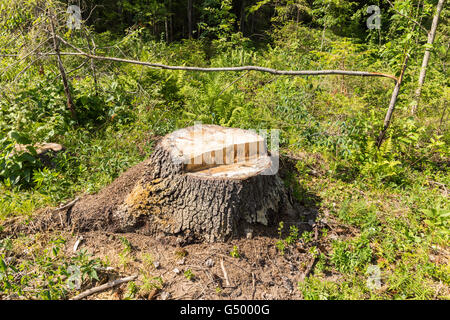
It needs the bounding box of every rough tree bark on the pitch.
[30,125,298,242]
[411,0,446,115]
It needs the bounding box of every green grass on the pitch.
[0,235,105,299]
[295,169,449,300]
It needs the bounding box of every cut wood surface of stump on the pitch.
[32,125,299,242]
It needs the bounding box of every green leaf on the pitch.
[0,256,7,273]
[25,145,38,156]
[8,131,31,145]
[440,211,450,218]
[89,269,99,281]
[17,152,36,164]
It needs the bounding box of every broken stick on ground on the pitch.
[70,275,138,300]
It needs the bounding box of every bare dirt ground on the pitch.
[60,228,332,300]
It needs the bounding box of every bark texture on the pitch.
[99,143,294,242]
[27,126,298,242]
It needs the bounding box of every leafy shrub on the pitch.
[330,236,373,274]
[0,131,40,188]
[0,237,104,299]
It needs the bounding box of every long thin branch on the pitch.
[377,54,410,147]
[13,56,44,82]
[0,38,51,75]
[218,70,251,97]
[55,35,397,82]
[3,40,398,83]
[49,11,76,119]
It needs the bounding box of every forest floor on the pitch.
[1,208,353,300]
[1,149,448,300]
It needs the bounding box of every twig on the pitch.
[83,4,98,23]
[51,60,88,83]
[53,197,80,212]
[66,60,88,76]
[70,275,138,300]
[218,70,251,97]
[73,235,84,253]
[57,211,64,228]
[220,258,232,287]
[427,180,448,196]
[0,38,51,75]
[215,253,252,274]
[251,272,256,300]
[13,56,44,82]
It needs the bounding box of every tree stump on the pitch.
[109,125,296,241]
[26,125,298,242]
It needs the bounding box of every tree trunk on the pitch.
[49,10,76,119]
[240,0,246,34]
[187,0,193,39]
[169,0,173,42]
[38,125,298,242]
[165,17,169,43]
[411,0,446,115]
[377,55,409,147]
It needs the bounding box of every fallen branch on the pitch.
[52,35,398,82]
[53,197,80,212]
[70,275,138,300]
[7,49,396,83]
[65,53,400,81]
